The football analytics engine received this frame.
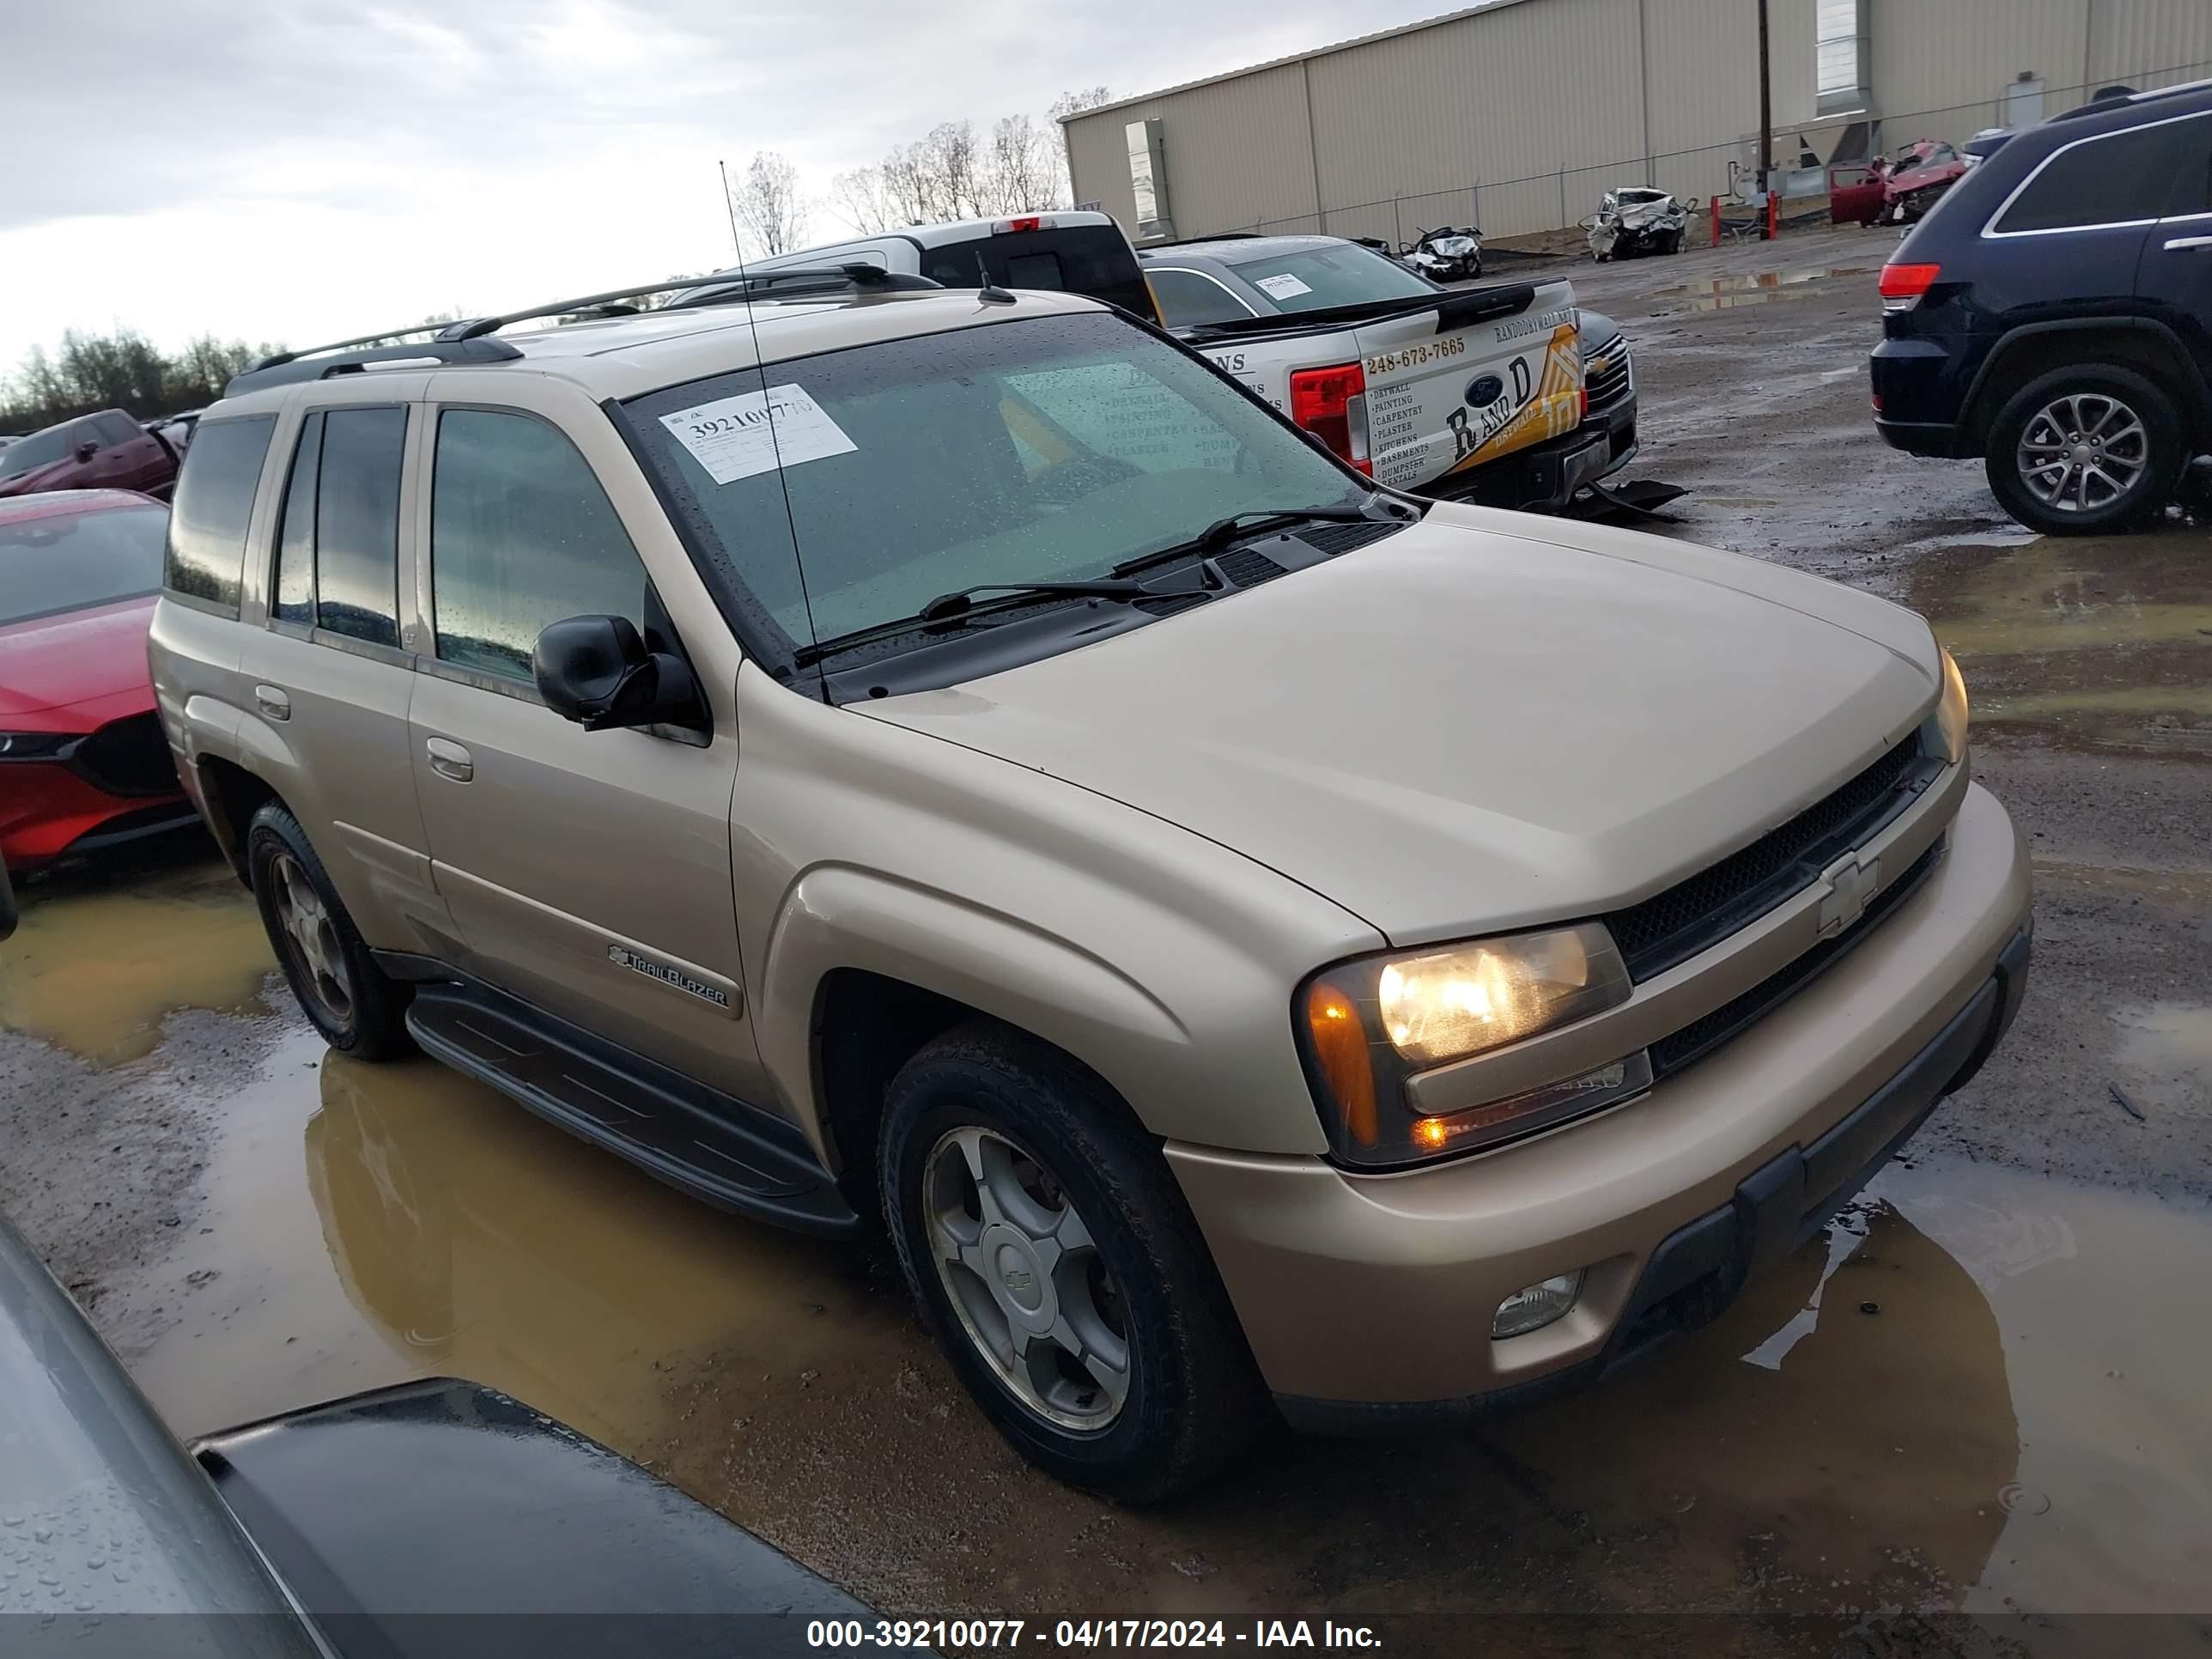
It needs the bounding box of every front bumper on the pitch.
[1167,781,2033,1416]
[0,757,195,872]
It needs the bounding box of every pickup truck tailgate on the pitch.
[1355,279,1581,490]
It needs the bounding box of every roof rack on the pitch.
[2047,75,2212,122]
[223,266,945,398]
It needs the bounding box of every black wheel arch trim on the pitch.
[1960,317,2212,442]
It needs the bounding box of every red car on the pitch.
[0,409,180,501]
[0,490,198,874]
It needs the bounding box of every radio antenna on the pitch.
[716,160,822,684]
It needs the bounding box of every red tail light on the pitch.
[1289,362,1372,475]
[1002,216,1043,234]
[1878,262,1942,311]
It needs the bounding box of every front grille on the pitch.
[1584,334,1632,414]
[1607,733,1935,982]
[69,712,178,798]
[1649,839,1943,1080]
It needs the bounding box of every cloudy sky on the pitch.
[1,0,1447,374]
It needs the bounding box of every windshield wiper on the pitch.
[793,579,1158,667]
[1108,505,1382,579]
[916,578,1146,622]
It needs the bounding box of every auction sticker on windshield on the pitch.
[659,384,857,485]
[1253,273,1314,301]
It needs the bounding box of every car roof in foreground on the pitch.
[211,287,1114,416]
[0,488,163,526]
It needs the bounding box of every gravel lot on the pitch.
[3,222,2206,1654]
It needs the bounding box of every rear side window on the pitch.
[2166,118,2212,216]
[313,407,406,647]
[1146,269,1256,330]
[1994,120,2190,233]
[428,410,648,681]
[164,415,275,612]
[271,412,322,625]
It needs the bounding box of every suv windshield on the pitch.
[1,502,168,624]
[623,309,1364,656]
[0,425,73,477]
[1222,243,1438,312]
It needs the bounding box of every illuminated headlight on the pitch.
[1936,646,1970,764]
[1300,923,1637,1167]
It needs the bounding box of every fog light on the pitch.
[1492,1269,1583,1340]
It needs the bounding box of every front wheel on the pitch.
[880,1022,1267,1503]
[1984,366,2183,536]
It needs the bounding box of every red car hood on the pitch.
[1886,159,1965,197]
[0,596,157,719]
[0,459,83,498]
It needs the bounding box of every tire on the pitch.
[1984,364,2184,537]
[880,1020,1268,1503]
[246,801,414,1060]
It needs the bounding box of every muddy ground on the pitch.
[3,222,2207,1653]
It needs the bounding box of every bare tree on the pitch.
[2,329,279,431]
[727,150,808,257]
[1049,86,1111,121]
[827,166,900,233]
[984,113,1060,213]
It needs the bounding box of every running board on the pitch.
[404,982,862,1237]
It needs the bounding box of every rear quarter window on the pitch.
[163,414,275,613]
[1993,119,2192,233]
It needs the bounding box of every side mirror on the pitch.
[532,615,705,737]
[74,441,100,463]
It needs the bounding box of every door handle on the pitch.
[253,684,290,722]
[2164,234,2212,251]
[425,737,473,782]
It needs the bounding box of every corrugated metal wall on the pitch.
[1063,0,2212,242]
[2090,0,2212,90]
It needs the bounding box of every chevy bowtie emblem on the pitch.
[1816,852,1882,938]
[607,945,633,966]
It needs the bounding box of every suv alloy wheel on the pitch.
[1984,366,2185,538]
[879,1021,1267,1502]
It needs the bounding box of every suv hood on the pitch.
[863,513,1939,946]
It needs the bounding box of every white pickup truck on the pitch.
[1141,234,1608,510]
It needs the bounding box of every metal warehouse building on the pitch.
[1060,0,2212,246]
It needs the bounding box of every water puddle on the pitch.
[0,845,271,1063]
[112,1025,2212,1631]
[1902,529,2212,753]
[2112,1001,2212,1098]
[1658,266,1875,311]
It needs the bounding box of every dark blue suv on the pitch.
[1871,80,2212,535]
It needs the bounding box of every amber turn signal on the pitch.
[1304,984,1378,1146]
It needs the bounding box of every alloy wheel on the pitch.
[270,851,354,1027]
[923,1124,1131,1431]
[2016,392,2149,514]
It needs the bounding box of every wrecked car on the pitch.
[1588,187,1687,260]
[1882,140,1971,222]
[1401,224,1485,282]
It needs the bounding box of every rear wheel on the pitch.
[880,1021,1268,1503]
[247,803,413,1060]
[1984,365,2183,536]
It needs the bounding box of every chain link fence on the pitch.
[1220,58,2212,248]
